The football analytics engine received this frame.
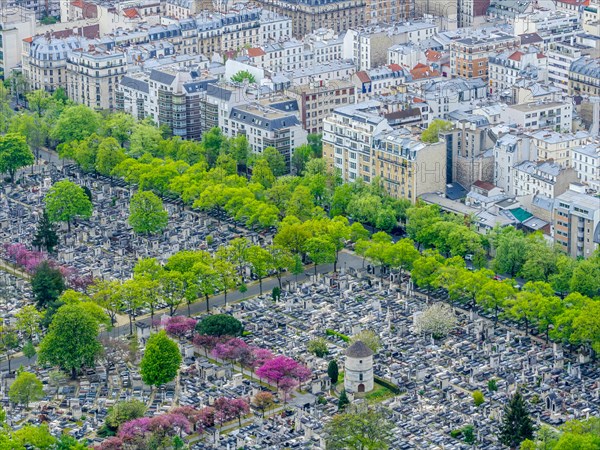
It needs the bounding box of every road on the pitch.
[0,251,364,372]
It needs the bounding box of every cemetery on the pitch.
[1,167,599,448]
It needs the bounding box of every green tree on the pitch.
[103,112,135,145]
[286,185,315,221]
[128,120,163,158]
[292,144,313,174]
[421,119,452,143]
[51,105,100,143]
[32,211,59,254]
[9,371,44,408]
[328,360,339,384]
[570,258,600,298]
[375,207,397,232]
[38,303,103,379]
[251,159,276,188]
[472,390,484,407]
[476,280,515,323]
[338,389,350,411]
[231,70,256,83]
[0,132,34,182]
[247,245,273,295]
[15,304,43,340]
[499,391,535,449]
[488,379,498,392]
[105,399,147,430]
[213,257,239,305]
[140,330,182,387]
[262,146,287,176]
[350,330,381,354]
[229,134,250,167]
[307,133,323,158]
[195,314,243,336]
[31,260,66,309]
[305,236,336,275]
[96,137,126,176]
[325,407,393,449]
[44,180,93,231]
[200,127,226,167]
[23,340,37,361]
[492,227,527,277]
[27,89,53,116]
[128,190,169,235]
[0,326,19,373]
[307,338,329,357]
[13,424,56,449]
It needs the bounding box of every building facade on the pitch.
[553,184,600,258]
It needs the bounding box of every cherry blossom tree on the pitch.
[213,397,249,427]
[165,316,197,338]
[148,413,191,439]
[94,437,124,450]
[256,355,311,388]
[279,377,298,404]
[192,334,225,356]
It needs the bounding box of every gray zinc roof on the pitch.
[345,341,374,358]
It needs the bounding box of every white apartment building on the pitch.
[488,49,547,95]
[387,44,427,69]
[259,10,293,43]
[494,133,536,195]
[547,41,590,93]
[343,21,438,71]
[66,49,126,111]
[513,160,579,198]
[513,10,582,48]
[501,101,573,132]
[227,101,308,170]
[303,29,344,65]
[245,39,305,73]
[572,143,600,189]
[527,130,591,167]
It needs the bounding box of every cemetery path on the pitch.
[0,260,30,279]
[1,252,365,371]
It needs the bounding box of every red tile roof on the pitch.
[413,97,425,103]
[123,7,139,18]
[23,37,33,43]
[425,49,442,61]
[247,47,266,57]
[508,51,524,62]
[356,71,371,83]
[388,63,402,72]
[410,64,440,80]
[71,0,84,7]
[473,180,496,191]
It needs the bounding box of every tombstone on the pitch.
[232,373,243,387]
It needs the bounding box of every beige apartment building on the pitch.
[66,50,126,111]
[323,101,447,202]
[254,0,366,38]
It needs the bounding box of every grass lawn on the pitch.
[364,382,396,404]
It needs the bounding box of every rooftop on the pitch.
[345,341,374,358]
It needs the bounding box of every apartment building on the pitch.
[512,160,578,198]
[547,41,591,93]
[457,0,490,28]
[227,101,308,171]
[513,10,582,48]
[353,65,407,100]
[1,7,36,77]
[322,101,446,200]
[253,0,366,38]
[488,49,547,95]
[117,66,217,140]
[553,183,600,258]
[413,78,487,126]
[303,29,344,65]
[450,30,519,81]
[527,130,590,167]
[569,56,600,96]
[501,101,573,132]
[287,80,356,134]
[388,44,427,69]
[323,101,391,184]
[572,143,600,188]
[244,39,304,73]
[66,49,126,111]
[4,0,60,20]
[373,129,446,202]
[343,22,438,71]
[494,132,536,195]
[366,0,414,25]
[444,110,495,189]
